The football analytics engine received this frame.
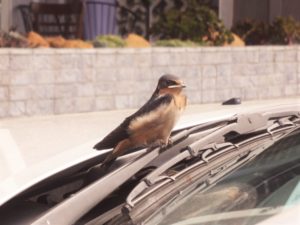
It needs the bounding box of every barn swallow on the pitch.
[94,74,187,169]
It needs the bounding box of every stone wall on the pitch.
[0,46,299,118]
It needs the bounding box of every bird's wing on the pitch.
[93,94,173,150]
[129,94,173,120]
[93,118,131,150]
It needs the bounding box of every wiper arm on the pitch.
[124,113,300,223]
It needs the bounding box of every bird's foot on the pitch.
[167,138,174,146]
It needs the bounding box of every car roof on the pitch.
[0,97,299,206]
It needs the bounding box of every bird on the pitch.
[94,74,187,169]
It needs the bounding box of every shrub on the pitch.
[151,0,233,46]
[154,39,204,47]
[93,35,126,48]
[232,16,300,45]
[270,16,300,45]
[232,19,270,45]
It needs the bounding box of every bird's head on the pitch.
[157,74,186,92]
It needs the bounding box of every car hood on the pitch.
[0,98,299,206]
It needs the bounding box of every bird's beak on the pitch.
[168,83,186,89]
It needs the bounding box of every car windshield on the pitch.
[155,130,300,225]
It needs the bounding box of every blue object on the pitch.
[83,0,118,40]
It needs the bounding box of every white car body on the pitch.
[0,97,300,224]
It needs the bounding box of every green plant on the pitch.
[232,16,300,45]
[270,16,300,45]
[151,0,233,46]
[93,35,126,48]
[154,39,204,47]
[232,19,270,45]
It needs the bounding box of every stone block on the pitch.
[216,89,233,102]
[94,82,115,96]
[0,101,8,117]
[116,53,135,67]
[254,63,274,75]
[275,50,297,62]
[186,90,201,104]
[9,86,32,100]
[230,88,244,99]
[231,75,247,88]
[0,55,10,70]
[116,67,137,80]
[267,86,283,98]
[31,85,54,99]
[217,64,231,76]
[81,54,96,69]
[181,66,201,79]
[115,81,135,94]
[9,101,26,117]
[54,98,75,114]
[283,85,298,96]
[54,84,77,98]
[57,54,82,69]
[170,52,188,66]
[134,79,156,94]
[216,73,232,89]
[32,55,60,70]
[95,96,115,111]
[26,100,54,115]
[95,53,116,68]
[242,64,258,76]
[198,52,217,64]
[232,50,258,63]
[75,97,95,112]
[35,70,56,84]
[10,54,32,70]
[202,76,216,90]
[185,52,200,65]
[151,66,170,79]
[259,50,274,62]
[55,69,79,83]
[136,67,154,81]
[134,52,151,67]
[201,90,216,103]
[184,77,201,91]
[202,65,217,77]
[0,71,10,85]
[243,87,258,100]
[76,83,95,97]
[96,68,117,81]
[152,53,171,66]
[0,86,8,101]
[115,95,131,109]
[78,69,96,82]
[10,70,34,85]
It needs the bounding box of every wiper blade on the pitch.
[124,114,300,223]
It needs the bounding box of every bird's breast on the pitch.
[128,99,181,146]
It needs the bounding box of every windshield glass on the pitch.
[156,130,300,225]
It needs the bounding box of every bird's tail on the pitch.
[100,139,131,170]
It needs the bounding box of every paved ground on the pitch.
[0,97,299,166]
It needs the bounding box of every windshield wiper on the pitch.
[123,114,300,224]
[31,111,300,225]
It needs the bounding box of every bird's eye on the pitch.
[167,80,176,86]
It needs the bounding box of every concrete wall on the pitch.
[0,46,299,118]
